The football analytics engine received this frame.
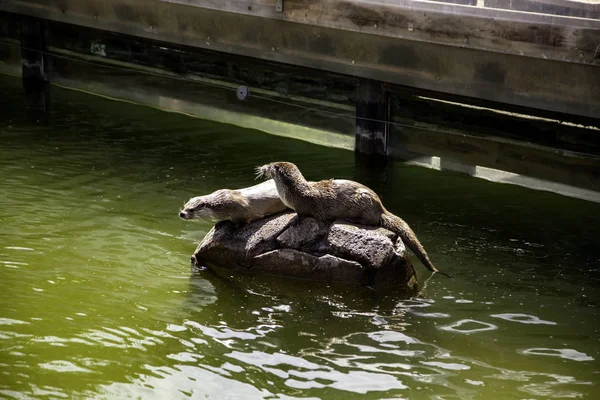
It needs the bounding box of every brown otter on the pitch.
[256,161,448,277]
[179,179,288,225]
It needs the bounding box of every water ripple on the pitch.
[0,318,29,326]
[420,361,470,371]
[437,319,498,334]
[520,348,594,362]
[367,331,418,344]
[39,360,92,373]
[491,313,557,325]
[225,350,408,394]
[96,364,318,400]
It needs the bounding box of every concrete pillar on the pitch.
[20,16,49,119]
[355,78,389,156]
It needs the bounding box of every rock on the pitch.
[253,249,365,282]
[192,211,417,291]
[276,217,323,249]
[326,222,398,269]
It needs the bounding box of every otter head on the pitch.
[255,162,307,210]
[179,195,217,221]
[255,162,302,182]
[255,163,276,180]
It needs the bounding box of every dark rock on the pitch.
[192,211,417,291]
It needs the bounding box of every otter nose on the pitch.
[179,211,187,219]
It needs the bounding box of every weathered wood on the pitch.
[156,0,600,64]
[389,117,600,193]
[19,15,48,117]
[1,0,599,118]
[42,19,357,110]
[388,86,600,154]
[355,78,388,156]
[485,0,600,19]
[39,49,355,148]
[428,0,477,4]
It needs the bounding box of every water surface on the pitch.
[1,75,599,399]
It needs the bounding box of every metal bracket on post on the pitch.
[275,0,284,12]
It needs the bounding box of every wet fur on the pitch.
[257,162,447,276]
[180,180,288,225]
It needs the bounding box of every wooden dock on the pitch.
[0,0,599,199]
[3,0,599,118]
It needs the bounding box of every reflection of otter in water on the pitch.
[179,180,288,225]
[257,161,448,277]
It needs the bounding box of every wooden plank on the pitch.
[160,0,600,64]
[389,120,600,192]
[42,19,358,109]
[388,85,600,152]
[1,1,598,118]
[485,0,600,19]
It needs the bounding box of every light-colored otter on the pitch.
[256,161,448,277]
[179,179,288,224]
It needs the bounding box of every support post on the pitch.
[20,16,49,120]
[355,78,389,156]
[354,79,389,193]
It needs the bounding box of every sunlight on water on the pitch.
[0,75,599,399]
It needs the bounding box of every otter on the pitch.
[179,179,288,225]
[256,161,448,277]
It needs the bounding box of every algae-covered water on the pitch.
[1,75,599,399]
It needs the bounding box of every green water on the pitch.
[1,75,599,399]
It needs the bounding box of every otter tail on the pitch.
[381,212,450,277]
